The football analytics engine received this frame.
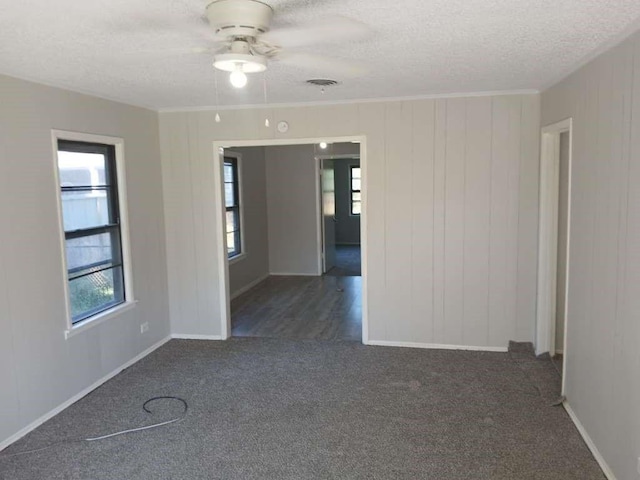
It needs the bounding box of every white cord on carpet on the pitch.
[0,396,188,458]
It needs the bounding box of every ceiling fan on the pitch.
[203,0,371,88]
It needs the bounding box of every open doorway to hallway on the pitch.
[321,156,362,277]
[215,140,365,343]
[536,118,572,390]
[552,130,570,376]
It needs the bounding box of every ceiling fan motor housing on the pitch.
[206,0,273,39]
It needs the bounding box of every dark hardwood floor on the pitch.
[231,275,362,342]
[325,245,361,276]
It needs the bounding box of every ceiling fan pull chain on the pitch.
[263,74,269,127]
[214,69,221,123]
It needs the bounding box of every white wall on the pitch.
[226,147,269,296]
[265,144,320,275]
[0,74,170,446]
[541,30,640,480]
[159,94,540,347]
[264,143,359,275]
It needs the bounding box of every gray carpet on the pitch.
[0,338,604,480]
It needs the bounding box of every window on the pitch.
[56,138,128,325]
[224,155,242,258]
[350,166,361,215]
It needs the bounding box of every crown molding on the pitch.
[157,89,540,113]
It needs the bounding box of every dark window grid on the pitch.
[59,141,121,227]
[224,186,239,208]
[224,157,242,257]
[69,260,124,281]
[72,298,123,324]
[350,166,361,215]
[58,140,125,324]
[66,225,123,281]
[62,185,111,192]
[65,223,119,238]
[224,159,240,206]
[227,207,240,233]
[226,207,241,256]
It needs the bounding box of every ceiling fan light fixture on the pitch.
[214,52,266,88]
[229,66,248,88]
[213,53,267,73]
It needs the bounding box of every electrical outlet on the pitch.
[140,322,149,334]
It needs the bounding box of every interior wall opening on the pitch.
[213,137,367,344]
[536,118,572,391]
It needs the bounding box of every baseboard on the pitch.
[269,272,320,276]
[230,273,269,300]
[365,340,508,352]
[0,335,172,452]
[563,402,616,480]
[170,334,224,340]
[555,349,564,354]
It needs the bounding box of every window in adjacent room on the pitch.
[350,166,361,215]
[224,154,243,258]
[55,134,133,328]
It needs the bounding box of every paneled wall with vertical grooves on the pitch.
[0,74,171,449]
[542,30,640,480]
[159,94,540,348]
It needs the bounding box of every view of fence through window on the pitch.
[57,142,124,323]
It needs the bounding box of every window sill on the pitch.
[64,300,138,340]
[228,253,248,266]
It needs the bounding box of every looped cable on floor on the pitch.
[85,396,188,441]
[0,396,188,458]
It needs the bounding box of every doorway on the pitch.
[536,118,572,391]
[212,136,368,343]
[318,154,362,277]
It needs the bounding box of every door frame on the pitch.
[212,136,368,343]
[315,153,361,274]
[536,118,572,393]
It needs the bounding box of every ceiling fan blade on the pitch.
[119,44,227,58]
[269,0,341,15]
[276,52,367,78]
[262,16,371,48]
[106,11,213,42]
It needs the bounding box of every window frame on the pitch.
[52,130,135,339]
[350,165,361,216]
[223,152,245,262]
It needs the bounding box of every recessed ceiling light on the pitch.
[319,142,328,149]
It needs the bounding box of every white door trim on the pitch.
[536,118,572,395]
[212,136,368,344]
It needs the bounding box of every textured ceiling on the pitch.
[1,0,640,110]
